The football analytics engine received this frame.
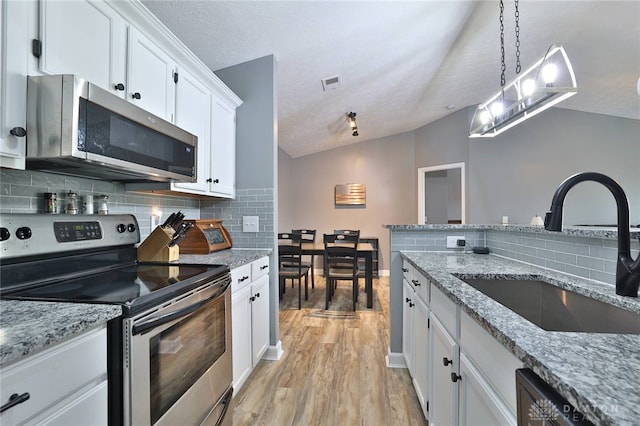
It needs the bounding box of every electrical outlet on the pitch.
[243,216,259,232]
[446,236,465,249]
[150,215,161,229]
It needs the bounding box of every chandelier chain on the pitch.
[515,0,521,74]
[499,0,506,87]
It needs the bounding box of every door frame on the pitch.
[418,162,466,225]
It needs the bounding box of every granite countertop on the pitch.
[178,248,272,269]
[401,251,640,425]
[0,301,122,368]
[385,223,640,239]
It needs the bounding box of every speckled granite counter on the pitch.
[401,251,640,425]
[385,223,640,239]
[178,248,272,269]
[0,301,122,368]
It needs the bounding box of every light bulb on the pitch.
[522,79,536,97]
[480,110,491,124]
[542,64,558,84]
[490,101,503,117]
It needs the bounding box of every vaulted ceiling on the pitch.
[143,1,640,158]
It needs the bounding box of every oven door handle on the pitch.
[132,282,229,336]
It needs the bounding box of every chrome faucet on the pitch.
[544,172,640,297]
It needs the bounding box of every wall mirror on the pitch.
[418,162,465,224]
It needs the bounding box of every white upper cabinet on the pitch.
[173,68,212,194]
[39,0,127,97]
[127,26,176,121]
[209,96,237,198]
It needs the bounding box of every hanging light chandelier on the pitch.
[469,0,578,138]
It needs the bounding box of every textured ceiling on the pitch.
[142,1,640,158]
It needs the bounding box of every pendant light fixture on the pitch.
[469,0,578,138]
[347,112,359,136]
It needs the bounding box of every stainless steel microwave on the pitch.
[26,74,197,182]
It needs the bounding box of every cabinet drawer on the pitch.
[0,327,107,425]
[411,270,429,304]
[231,264,252,293]
[430,284,459,339]
[460,311,522,414]
[402,260,412,283]
[251,256,270,280]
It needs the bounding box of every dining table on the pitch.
[299,241,376,308]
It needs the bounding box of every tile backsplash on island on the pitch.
[387,224,640,287]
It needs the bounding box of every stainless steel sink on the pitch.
[459,277,640,334]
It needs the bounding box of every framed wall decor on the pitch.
[335,183,366,206]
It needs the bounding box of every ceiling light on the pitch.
[470,0,577,138]
[347,112,359,136]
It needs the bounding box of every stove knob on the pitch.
[16,227,32,240]
[117,224,126,233]
[127,223,137,233]
[0,227,10,241]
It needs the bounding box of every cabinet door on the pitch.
[38,381,108,426]
[127,26,176,121]
[251,274,270,366]
[231,284,252,391]
[412,296,430,418]
[173,68,211,194]
[39,0,127,96]
[458,353,516,426]
[430,314,459,426]
[402,280,415,372]
[209,96,236,198]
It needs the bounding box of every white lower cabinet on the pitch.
[0,326,108,426]
[231,256,270,393]
[401,258,520,426]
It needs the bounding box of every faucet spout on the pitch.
[544,172,639,297]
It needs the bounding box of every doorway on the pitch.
[418,162,465,225]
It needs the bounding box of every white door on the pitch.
[430,314,459,426]
[251,274,270,366]
[39,0,127,96]
[209,96,236,198]
[173,68,211,194]
[127,26,176,121]
[231,285,252,391]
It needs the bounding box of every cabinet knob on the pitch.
[411,279,421,287]
[409,302,415,308]
[402,268,409,272]
[9,127,27,137]
[250,296,256,302]
[255,292,260,298]
[260,265,268,270]
[212,178,220,184]
[451,372,462,383]
[132,92,141,100]
[239,275,249,282]
[405,297,411,303]
[206,178,213,183]
[442,357,453,366]
[114,83,125,91]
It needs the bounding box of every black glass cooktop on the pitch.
[1,263,228,315]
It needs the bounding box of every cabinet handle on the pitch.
[260,265,269,270]
[132,92,141,100]
[442,357,453,366]
[405,297,411,303]
[114,83,125,91]
[411,279,421,287]
[255,292,260,298]
[0,392,30,413]
[239,275,249,282]
[402,268,409,272]
[212,178,220,184]
[250,295,255,302]
[206,178,213,183]
[451,373,462,383]
[9,127,27,137]
[409,302,414,308]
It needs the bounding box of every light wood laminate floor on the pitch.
[232,275,427,425]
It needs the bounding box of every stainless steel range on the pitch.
[0,214,233,426]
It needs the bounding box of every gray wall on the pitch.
[284,131,416,272]
[277,148,294,231]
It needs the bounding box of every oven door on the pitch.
[124,276,232,426]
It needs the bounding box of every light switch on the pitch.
[243,216,259,232]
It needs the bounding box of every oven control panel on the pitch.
[54,221,103,242]
[0,214,140,259]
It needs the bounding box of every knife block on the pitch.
[137,226,179,262]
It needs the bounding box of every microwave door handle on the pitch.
[132,283,228,336]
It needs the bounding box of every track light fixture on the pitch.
[470,1,577,138]
[347,112,359,136]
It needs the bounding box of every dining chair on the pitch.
[323,232,359,310]
[278,232,311,309]
[292,229,316,289]
[333,229,360,237]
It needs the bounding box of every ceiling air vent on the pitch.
[321,75,341,91]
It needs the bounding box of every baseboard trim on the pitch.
[263,340,284,361]
[386,349,407,368]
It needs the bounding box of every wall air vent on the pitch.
[321,75,341,91]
